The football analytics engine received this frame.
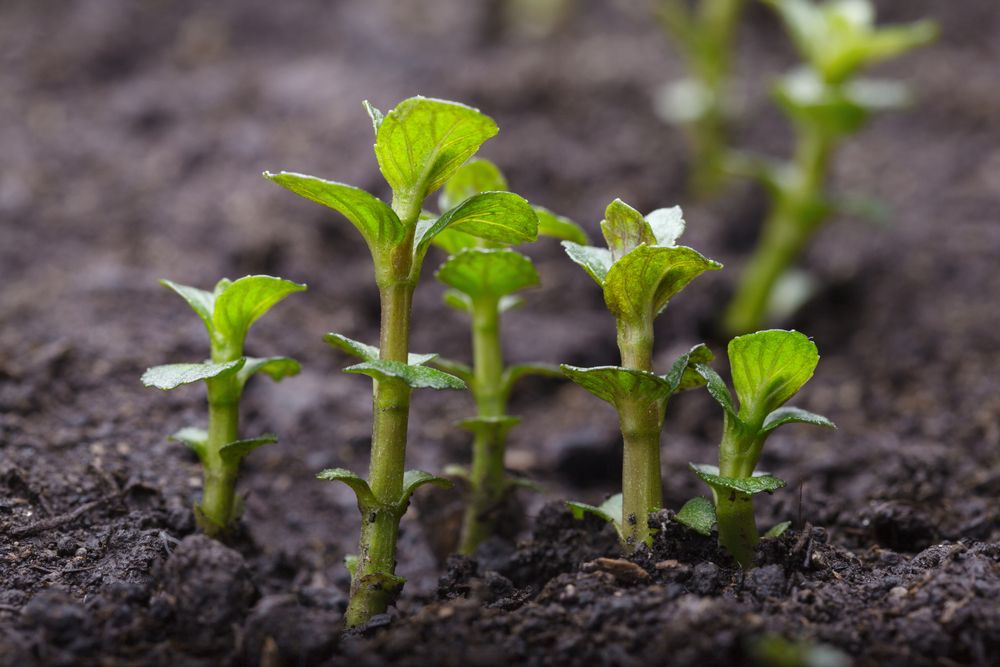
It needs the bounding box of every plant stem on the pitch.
[199,388,240,536]
[616,317,662,551]
[459,297,506,555]
[715,419,762,567]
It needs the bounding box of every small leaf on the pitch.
[141,359,245,390]
[457,416,521,439]
[213,275,306,345]
[400,470,453,506]
[169,427,209,463]
[344,554,359,577]
[323,333,436,365]
[600,199,656,263]
[566,493,623,539]
[535,206,588,244]
[374,97,499,201]
[416,191,537,258]
[695,363,737,417]
[562,241,613,286]
[317,467,377,509]
[762,406,836,433]
[644,206,685,246]
[501,362,563,397]
[160,280,215,334]
[238,356,301,388]
[219,434,278,466]
[498,295,525,313]
[435,248,539,299]
[429,356,473,384]
[663,343,714,394]
[431,227,489,255]
[442,288,473,313]
[345,360,466,390]
[362,100,384,134]
[560,364,674,409]
[690,463,787,495]
[438,158,509,212]
[728,330,819,420]
[763,521,792,539]
[603,244,722,321]
[674,496,716,536]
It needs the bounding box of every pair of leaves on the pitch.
[141,356,301,392]
[317,467,452,514]
[169,428,277,466]
[324,332,464,390]
[674,495,790,539]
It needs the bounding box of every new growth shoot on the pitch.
[722,0,936,335]
[141,275,306,538]
[561,200,721,551]
[265,97,537,627]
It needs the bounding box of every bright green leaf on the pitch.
[675,496,716,536]
[566,493,623,539]
[561,364,674,409]
[694,363,737,417]
[400,470,453,506]
[562,241,613,286]
[160,280,215,334]
[535,206,588,244]
[323,333,436,366]
[762,406,836,433]
[663,343,714,394]
[345,360,466,390]
[603,244,722,321]
[690,463,787,495]
[141,359,245,390]
[442,288,473,313]
[212,275,306,346]
[600,199,655,263]
[438,158,509,212]
[238,356,301,388]
[317,467,377,509]
[219,434,278,466]
[430,227,490,255]
[435,248,539,299]
[362,100,384,134]
[416,191,537,258]
[169,427,209,463]
[429,356,473,384]
[763,521,792,538]
[501,362,564,397]
[729,330,819,420]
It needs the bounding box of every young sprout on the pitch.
[141,275,306,538]
[429,158,588,555]
[679,329,834,567]
[655,0,745,195]
[561,200,721,551]
[264,98,537,627]
[722,0,936,335]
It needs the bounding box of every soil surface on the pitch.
[1,0,998,666]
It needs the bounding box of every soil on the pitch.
[1,0,998,666]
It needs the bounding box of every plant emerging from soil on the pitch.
[141,275,306,537]
[678,329,834,567]
[264,97,537,627]
[429,158,587,555]
[560,200,721,551]
[655,0,745,195]
[722,0,936,335]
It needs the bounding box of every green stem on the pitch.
[199,387,240,536]
[715,418,762,567]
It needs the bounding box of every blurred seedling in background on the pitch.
[265,97,537,627]
[561,199,721,551]
[141,275,305,538]
[722,0,936,335]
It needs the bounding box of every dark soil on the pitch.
[1,0,998,665]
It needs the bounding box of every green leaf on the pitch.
[429,356,473,384]
[535,206,588,244]
[237,356,301,388]
[442,288,473,312]
[763,521,792,539]
[219,434,278,466]
[663,343,714,394]
[560,364,674,409]
[262,172,404,250]
[374,97,499,202]
[435,248,539,299]
[603,244,722,321]
[728,330,819,420]
[160,280,215,334]
[400,470,453,506]
[212,275,306,345]
[499,295,525,313]
[600,199,656,263]
[430,227,489,255]
[562,241,613,286]
[317,467,377,509]
[345,360,466,390]
[690,463,787,495]
[762,406,836,433]
[416,191,537,258]
[323,333,436,366]
[141,359,245,390]
[566,493,623,539]
[438,158,509,212]
[169,427,209,463]
[501,362,564,397]
[695,363,737,417]
[674,496,716,536]
[644,206,685,246]
[362,100,384,134]
[456,416,521,440]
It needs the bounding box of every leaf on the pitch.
[663,343,714,394]
[644,206,685,246]
[213,275,307,345]
[763,521,792,539]
[141,359,245,390]
[431,227,490,255]
[560,364,674,409]
[501,362,564,397]
[317,467,377,509]
[362,100,384,134]
[728,330,819,420]
[600,199,655,263]
[674,496,716,536]
[498,295,525,313]
[416,191,537,258]
[237,356,301,388]
[345,360,466,390]
[562,241,613,286]
[535,206,588,244]
[694,363,737,417]
[374,97,499,202]
[429,356,473,384]
[399,470,453,506]
[442,288,472,313]
[263,172,404,250]
[762,406,836,433]
[219,434,278,466]
[690,463,787,495]
[435,248,539,299]
[603,244,722,321]
[566,493,623,539]
[169,427,209,463]
[160,280,215,334]
[323,333,436,366]
[438,157,509,212]
[456,416,521,439]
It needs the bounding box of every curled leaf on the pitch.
[345,360,465,390]
[560,364,674,409]
[438,158,509,212]
[400,470,453,507]
[219,434,278,466]
[728,330,819,420]
[160,280,215,334]
[324,333,436,366]
[762,406,836,433]
[212,275,307,347]
[417,191,537,258]
[238,356,301,388]
[169,427,209,463]
[317,467,377,509]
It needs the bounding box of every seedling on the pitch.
[655,0,745,195]
[722,0,936,335]
[679,329,834,567]
[561,199,721,551]
[141,275,306,537]
[265,97,537,627]
[430,158,588,555]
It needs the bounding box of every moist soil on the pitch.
[1,1,998,665]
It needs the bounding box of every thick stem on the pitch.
[198,399,240,535]
[714,488,758,568]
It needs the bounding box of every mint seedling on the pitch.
[683,329,834,567]
[722,0,936,335]
[430,158,587,555]
[561,199,721,551]
[265,97,536,627]
[141,275,305,537]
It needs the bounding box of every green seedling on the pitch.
[430,158,587,555]
[265,97,537,627]
[141,275,306,537]
[680,329,834,567]
[561,199,721,551]
[722,0,936,335]
[655,0,745,195]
